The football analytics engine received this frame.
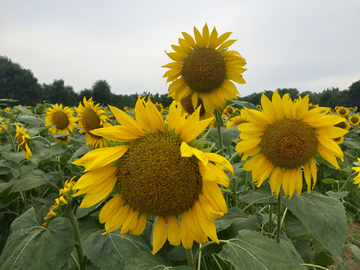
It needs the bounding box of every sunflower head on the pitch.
[349,115,360,126]
[235,90,348,198]
[335,119,351,130]
[226,113,249,129]
[163,23,246,114]
[352,158,360,188]
[43,177,77,227]
[72,96,234,254]
[76,97,112,148]
[154,102,164,114]
[45,103,77,136]
[336,106,349,117]
[15,124,32,160]
[222,105,235,117]
[0,120,8,132]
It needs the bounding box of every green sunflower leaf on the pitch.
[231,99,259,110]
[0,208,74,270]
[209,126,240,148]
[124,252,193,270]
[282,191,347,258]
[17,114,45,128]
[217,230,305,270]
[84,229,151,270]
[11,169,51,193]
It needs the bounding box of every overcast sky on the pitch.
[1,1,360,98]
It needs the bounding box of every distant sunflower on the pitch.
[226,114,249,129]
[45,103,77,142]
[349,115,360,126]
[76,97,112,148]
[163,23,247,114]
[0,120,8,132]
[336,106,349,117]
[333,136,344,145]
[352,158,360,187]
[72,97,233,254]
[222,105,235,117]
[15,124,32,160]
[154,102,164,114]
[235,90,348,198]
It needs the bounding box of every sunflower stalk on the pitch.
[276,196,282,243]
[214,109,224,156]
[339,171,357,192]
[186,248,194,269]
[64,201,86,270]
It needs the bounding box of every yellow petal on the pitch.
[168,216,181,246]
[194,201,219,243]
[202,23,209,46]
[181,142,208,166]
[130,213,147,236]
[99,196,124,224]
[151,217,168,255]
[193,26,204,48]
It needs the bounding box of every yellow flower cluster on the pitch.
[43,177,77,227]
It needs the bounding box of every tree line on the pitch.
[1,55,360,109]
[0,56,173,109]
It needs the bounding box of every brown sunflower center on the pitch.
[52,111,70,130]
[261,119,319,169]
[350,116,359,124]
[117,133,203,216]
[82,109,102,138]
[182,47,226,93]
[181,94,206,117]
[338,108,347,115]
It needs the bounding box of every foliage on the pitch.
[0,96,359,270]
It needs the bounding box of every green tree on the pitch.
[348,80,360,108]
[43,79,78,106]
[0,56,42,106]
[78,88,93,103]
[91,80,112,105]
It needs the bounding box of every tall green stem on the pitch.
[64,202,86,270]
[276,196,282,243]
[214,109,224,156]
[185,248,194,269]
[339,172,357,192]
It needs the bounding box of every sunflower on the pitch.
[45,103,77,141]
[222,105,235,117]
[163,23,247,114]
[226,113,249,129]
[72,97,233,254]
[154,102,164,114]
[336,106,349,117]
[43,177,77,227]
[349,115,360,126]
[15,124,32,160]
[0,120,8,132]
[335,119,351,130]
[235,90,348,198]
[352,158,360,188]
[76,97,112,148]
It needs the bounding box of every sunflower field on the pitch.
[1,24,360,270]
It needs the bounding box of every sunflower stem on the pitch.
[64,201,86,270]
[339,172,357,192]
[232,178,237,207]
[214,109,224,156]
[276,195,282,243]
[269,205,273,233]
[185,248,194,269]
